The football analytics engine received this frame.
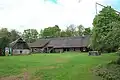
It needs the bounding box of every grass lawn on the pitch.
[0,52,118,80]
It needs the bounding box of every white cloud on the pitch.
[0,0,112,32]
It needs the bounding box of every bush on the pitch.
[94,63,120,80]
[116,58,120,65]
[110,58,120,65]
[116,47,120,56]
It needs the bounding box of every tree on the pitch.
[76,25,84,36]
[0,28,11,38]
[0,28,11,55]
[22,29,38,43]
[41,25,61,38]
[91,6,120,51]
[31,29,39,40]
[39,29,44,38]
[10,29,20,42]
[53,25,61,37]
[0,28,11,43]
[0,37,9,56]
[65,24,76,37]
[104,21,120,52]
[60,30,68,37]
[83,27,91,35]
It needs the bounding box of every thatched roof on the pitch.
[9,38,19,48]
[9,38,30,49]
[28,39,50,48]
[29,35,90,48]
[47,39,66,48]
[47,35,90,48]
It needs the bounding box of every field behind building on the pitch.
[0,52,118,80]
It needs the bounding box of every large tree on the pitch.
[91,6,120,51]
[103,21,120,52]
[0,28,11,55]
[65,24,76,37]
[0,28,11,43]
[0,28,11,38]
[76,25,84,36]
[22,29,38,43]
[41,25,61,38]
[10,29,20,42]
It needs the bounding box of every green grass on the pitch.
[0,52,118,80]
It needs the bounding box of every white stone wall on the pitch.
[13,49,30,55]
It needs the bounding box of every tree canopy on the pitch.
[91,6,120,52]
[40,25,61,38]
[22,29,38,43]
[10,29,21,42]
[0,24,91,43]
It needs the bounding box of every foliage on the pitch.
[116,58,120,65]
[60,24,86,37]
[39,29,44,38]
[103,22,120,52]
[10,29,21,42]
[76,25,84,36]
[0,28,11,39]
[83,27,91,35]
[0,28,20,55]
[41,25,61,38]
[22,29,38,43]
[0,28,21,43]
[94,58,120,80]
[0,53,117,80]
[116,47,120,56]
[60,24,90,37]
[0,28,11,46]
[0,24,90,43]
[60,30,68,37]
[0,37,9,56]
[94,64,120,80]
[91,6,120,51]
[65,24,76,37]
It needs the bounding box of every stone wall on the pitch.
[12,49,30,55]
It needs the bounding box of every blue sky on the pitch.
[105,0,120,11]
[0,0,119,32]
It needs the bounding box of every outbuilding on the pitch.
[9,38,31,55]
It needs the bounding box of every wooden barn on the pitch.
[9,38,31,55]
[28,39,50,53]
[29,35,90,53]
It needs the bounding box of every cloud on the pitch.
[0,0,118,32]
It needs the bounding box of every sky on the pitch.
[0,0,119,32]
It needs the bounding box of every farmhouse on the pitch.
[9,38,31,55]
[29,35,90,53]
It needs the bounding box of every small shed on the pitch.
[9,38,31,55]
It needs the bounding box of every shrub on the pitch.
[94,64,120,80]
[116,47,120,56]
[116,58,120,65]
